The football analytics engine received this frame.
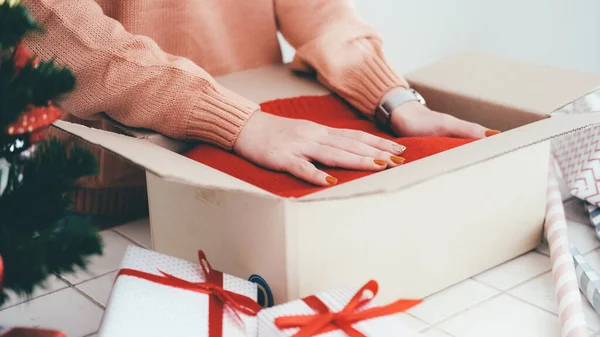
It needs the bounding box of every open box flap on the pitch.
[406,51,600,117]
[301,112,600,201]
[215,63,329,102]
[53,120,277,199]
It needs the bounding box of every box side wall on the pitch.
[146,173,289,305]
[288,143,549,302]
[410,83,548,131]
[405,51,600,116]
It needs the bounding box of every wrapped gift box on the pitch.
[98,246,260,337]
[54,52,600,304]
[258,280,420,336]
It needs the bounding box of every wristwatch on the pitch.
[375,88,426,127]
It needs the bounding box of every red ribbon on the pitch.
[117,250,261,337]
[274,280,422,337]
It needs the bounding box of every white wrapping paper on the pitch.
[258,284,418,337]
[98,246,258,337]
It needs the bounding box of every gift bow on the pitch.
[274,280,421,337]
[117,250,261,337]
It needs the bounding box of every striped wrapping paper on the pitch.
[546,161,589,337]
[572,247,600,315]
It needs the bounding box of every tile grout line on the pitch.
[110,228,145,248]
[72,286,106,310]
[0,285,69,312]
[418,325,457,336]
[61,269,118,287]
[425,292,506,332]
[425,268,557,330]
[584,248,600,257]
[505,292,561,317]
[402,312,429,332]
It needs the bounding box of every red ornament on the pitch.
[13,42,39,69]
[0,254,3,288]
[6,105,62,144]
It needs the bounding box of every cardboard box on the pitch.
[54,52,600,305]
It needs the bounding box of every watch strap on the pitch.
[375,88,420,127]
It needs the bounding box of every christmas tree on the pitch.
[0,0,103,305]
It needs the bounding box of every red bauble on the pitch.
[13,42,39,69]
[6,105,62,144]
[0,254,3,287]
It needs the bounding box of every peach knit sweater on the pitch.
[23,0,408,149]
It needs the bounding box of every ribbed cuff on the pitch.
[185,82,259,150]
[326,39,409,116]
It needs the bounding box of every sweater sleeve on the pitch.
[274,0,408,116]
[23,0,259,150]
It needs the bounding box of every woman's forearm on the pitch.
[23,0,259,149]
[275,0,409,116]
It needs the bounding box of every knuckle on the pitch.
[346,139,363,151]
[376,150,388,159]
[377,138,390,148]
[355,131,370,142]
[297,160,313,172]
[294,122,324,140]
[362,156,375,167]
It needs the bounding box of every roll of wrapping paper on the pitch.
[572,246,600,315]
[547,160,589,337]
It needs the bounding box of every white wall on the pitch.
[280,0,600,74]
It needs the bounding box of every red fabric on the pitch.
[184,95,474,198]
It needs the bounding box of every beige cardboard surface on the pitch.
[289,143,549,301]
[146,143,549,302]
[53,121,272,197]
[215,64,329,102]
[406,51,600,116]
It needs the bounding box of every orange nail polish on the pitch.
[485,130,501,137]
[374,159,387,166]
[390,156,405,165]
[326,176,338,185]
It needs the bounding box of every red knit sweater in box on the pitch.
[184,96,474,198]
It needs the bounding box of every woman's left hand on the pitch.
[389,101,499,139]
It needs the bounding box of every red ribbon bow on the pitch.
[274,280,421,337]
[117,250,261,337]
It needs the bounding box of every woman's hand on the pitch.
[390,101,499,138]
[233,110,407,186]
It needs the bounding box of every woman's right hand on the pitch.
[233,110,407,186]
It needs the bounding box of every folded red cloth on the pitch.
[184,95,475,198]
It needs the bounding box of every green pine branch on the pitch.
[0,1,103,306]
[0,58,76,131]
[0,139,101,305]
[0,1,39,51]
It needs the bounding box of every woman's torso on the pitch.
[96,0,284,76]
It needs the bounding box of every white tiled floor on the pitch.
[2,198,600,336]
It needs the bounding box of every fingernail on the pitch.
[326,176,338,185]
[485,130,501,137]
[390,156,405,165]
[391,143,406,154]
[374,159,387,166]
